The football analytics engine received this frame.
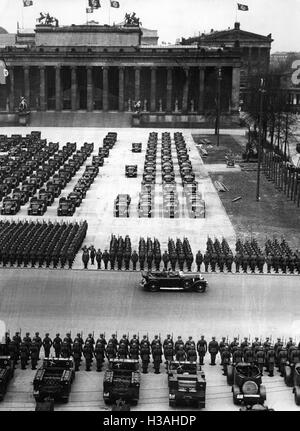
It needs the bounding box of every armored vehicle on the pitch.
[140,270,207,293]
[125,165,138,178]
[103,359,140,405]
[57,198,76,216]
[226,362,267,406]
[0,354,14,401]
[0,197,21,215]
[28,198,47,216]
[132,143,142,152]
[167,361,206,408]
[33,358,75,403]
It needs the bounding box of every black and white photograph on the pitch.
[0,0,299,417]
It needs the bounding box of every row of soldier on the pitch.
[2,332,299,377]
[80,236,300,274]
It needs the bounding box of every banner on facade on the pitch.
[0,60,9,85]
[237,3,249,11]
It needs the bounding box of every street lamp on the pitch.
[216,67,222,147]
[256,78,266,202]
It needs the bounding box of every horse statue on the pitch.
[37,12,59,27]
[124,12,142,27]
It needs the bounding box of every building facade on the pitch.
[0,22,242,126]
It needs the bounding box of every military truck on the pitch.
[0,354,14,401]
[103,359,141,405]
[33,358,75,402]
[227,362,267,406]
[167,361,206,408]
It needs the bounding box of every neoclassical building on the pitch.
[0,22,242,127]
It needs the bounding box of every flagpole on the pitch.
[108,0,111,26]
[21,0,24,29]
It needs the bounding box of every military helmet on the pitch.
[35,332,39,336]
[77,333,81,337]
[26,332,30,336]
[100,333,104,337]
[212,336,216,340]
[143,335,147,339]
[45,333,49,336]
[56,333,60,336]
[177,336,182,339]
[188,336,192,340]
[66,333,70,336]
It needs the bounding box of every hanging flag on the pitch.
[89,0,101,8]
[110,1,120,8]
[237,3,249,11]
[86,7,94,13]
[0,60,9,85]
[23,0,33,6]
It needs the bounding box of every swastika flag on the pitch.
[237,3,249,11]
[89,0,101,9]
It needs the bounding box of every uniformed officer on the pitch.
[232,347,243,364]
[152,342,162,374]
[164,342,174,363]
[255,346,265,375]
[117,341,128,359]
[203,252,210,272]
[74,333,84,348]
[225,252,233,272]
[286,337,294,352]
[197,336,207,365]
[162,251,169,271]
[61,341,71,358]
[83,342,93,371]
[138,250,145,271]
[208,337,219,365]
[33,332,42,360]
[130,334,139,347]
[169,252,177,272]
[89,245,96,265]
[140,343,150,373]
[265,345,275,377]
[23,332,32,353]
[140,335,150,349]
[154,252,161,271]
[151,335,161,350]
[106,341,117,360]
[266,254,273,274]
[234,252,241,273]
[94,341,106,371]
[195,250,203,272]
[221,346,231,376]
[131,251,139,271]
[278,347,288,377]
[96,334,107,348]
[53,333,62,358]
[96,249,102,269]
[210,252,217,272]
[230,337,239,353]
[185,336,195,352]
[8,340,18,367]
[20,342,29,370]
[176,345,187,361]
[72,340,82,371]
[102,250,110,270]
[218,252,225,272]
[82,248,89,269]
[12,332,21,362]
[186,346,197,362]
[163,334,174,349]
[240,337,249,353]
[117,248,123,270]
[244,346,254,364]
[129,342,139,360]
[174,336,184,353]
[85,333,95,346]
[42,333,53,358]
[124,249,131,270]
[64,332,73,347]
[108,334,118,349]
[219,337,228,362]
[30,340,39,370]
[119,334,129,352]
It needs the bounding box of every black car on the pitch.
[132,143,142,153]
[0,197,21,215]
[68,191,82,207]
[12,188,29,205]
[125,165,137,178]
[38,189,55,206]
[140,270,208,293]
[57,199,76,216]
[28,198,47,216]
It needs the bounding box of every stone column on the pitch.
[86,66,93,112]
[231,67,241,113]
[24,66,30,103]
[71,66,77,111]
[103,66,109,111]
[134,66,141,102]
[182,67,189,113]
[166,67,173,112]
[118,66,124,111]
[198,67,205,113]
[39,66,46,111]
[9,66,14,111]
[150,66,156,112]
[55,66,61,111]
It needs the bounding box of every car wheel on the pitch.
[227,365,234,385]
[294,386,300,406]
[148,283,159,292]
[232,385,241,405]
[193,281,206,293]
[260,384,267,402]
[184,280,191,290]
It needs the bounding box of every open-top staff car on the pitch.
[28,198,47,216]
[103,359,140,405]
[125,165,138,178]
[167,361,206,408]
[0,353,14,401]
[0,197,21,215]
[226,362,267,406]
[33,358,75,403]
[140,270,208,293]
[114,194,131,217]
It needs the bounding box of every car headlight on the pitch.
[242,381,258,395]
[169,394,176,399]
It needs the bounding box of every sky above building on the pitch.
[0,0,299,52]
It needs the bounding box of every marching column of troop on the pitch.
[81,235,300,274]
[3,331,299,378]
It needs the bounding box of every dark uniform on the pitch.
[195,251,203,272]
[203,253,210,272]
[53,334,62,358]
[42,334,52,358]
[164,342,174,362]
[186,347,197,362]
[208,337,219,365]
[266,254,273,273]
[162,251,169,271]
[278,348,288,376]
[94,341,106,371]
[244,347,254,364]
[152,342,162,374]
[221,347,231,375]
[176,345,187,361]
[8,341,18,367]
[20,342,29,370]
[82,249,89,269]
[232,348,243,364]
[129,343,139,360]
[72,341,82,371]
[131,251,138,271]
[234,252,241,273]
[33,332,42,360]
[197,336,207,365]
[102,250,110,270]
[255,347,265,375]
[30,341,39,370]
[96,249,102,269]
[83,343,94,371]
[89,245,96,265]
[106,342,117,360]
[265,346,275,377]
[140,344,150,373]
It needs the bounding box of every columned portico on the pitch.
[182,67,189,113]
[55,66,61,111]
[150,67,156,112]
[231,67,240,113]
[198,67,205,114]
[102,66,109,111]
[71,66,77,111]
[118,66,124,111]
[39,66,46,111]
[24,66,30,103]
[134,67,141,102]
[86,66,93,112]
[9,66,14,111]
[166,67,173,113]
